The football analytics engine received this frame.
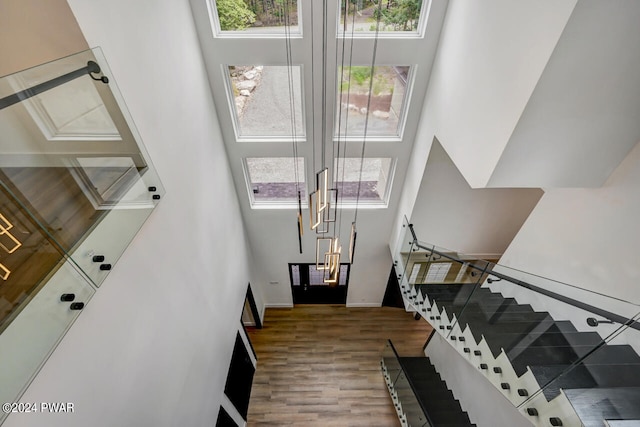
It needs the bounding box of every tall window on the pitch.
[211,0,301,36]
[335,66,410,139]
[338,0,431,35]
[227,65,305,140]
[244,157,306,207]
[334,157,394,205]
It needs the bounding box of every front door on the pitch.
[289,263,350,304]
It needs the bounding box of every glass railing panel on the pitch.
[407,231,640,418]
[0,48,164,420]
[0,48,164,287]
[382,340,403,386]
[409,240,492,338]
[395,216,416,280]
[0,256,95,424]
[381,340,431,427]
[489,263,640,347]
[518,313,640,426]
[394,371,431,427]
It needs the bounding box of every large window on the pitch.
[334,157,394,205]
[244,157,306,207]
[227,65,305,140]
[335,66,410,139]
[338,0,431,35]
[211,0,301,36]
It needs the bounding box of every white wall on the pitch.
[241,206,394,307]
[488,0,640,189]
[500,140,640,307]
[410,140,543,255]
[390,0,574,256]
[427,332,533,427]
[429,0,576,189]
[4,1,256,426]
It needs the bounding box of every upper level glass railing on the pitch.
[0,48,164,288]
[394,216,640,426]
[0,48,164,423]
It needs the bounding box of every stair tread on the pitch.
[531,364,640,400]
[509,345,606,376]
[510,345,640,376]
[478,328,596,357]
[393,355,475,427]
[564,387,640,427]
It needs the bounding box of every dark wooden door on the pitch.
[289,263,350,304]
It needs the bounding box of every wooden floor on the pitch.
[0,168,103,329]
[246,305,433,426]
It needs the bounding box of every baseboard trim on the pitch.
[346,302,382,308]
[265,303,294,308]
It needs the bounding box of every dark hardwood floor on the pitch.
[246,305,433,426]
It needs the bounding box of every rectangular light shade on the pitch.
[349,222,357,264]
[316,168,329,211]
[323,253,340,283]
[316,237,333,270]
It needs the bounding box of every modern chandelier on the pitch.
[283,0,384,283]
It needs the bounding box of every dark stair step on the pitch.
[531,363,640,401]
[497,330,602,351]
[564,387,640,427]
[510,344,640,376]
[457,315,557,355]
[578,345,640,365]
[427,408,476,425]
[418,284,478,300]
[435,293,515,306]
[442,302,537,323]
[460,313,555,344]
[509,345,598,376]
[478,321,584,354]
[398,356,476,426]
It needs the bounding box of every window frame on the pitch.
[243,157,308,209]
[335,0,433,39]
[223,64,307,143]
[332,157,396,208]
[208,0,303,39]
[333,65,416,142]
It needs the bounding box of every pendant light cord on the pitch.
[354,0,384,224]
[283,0,300,194]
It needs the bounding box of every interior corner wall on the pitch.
[3,1,253,426]
[500,140,640,309]
[389,0,573,255]
[0,0,88,77]
[425,0,577,189]
[487,0,640,189]
[409,140,543,255]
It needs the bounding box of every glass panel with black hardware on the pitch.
[397,220,640,426]
[0,48,164,418]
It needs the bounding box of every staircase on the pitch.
[381,341,476,427]
[406,283,640,427]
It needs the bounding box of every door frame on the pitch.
[288,262,351,304]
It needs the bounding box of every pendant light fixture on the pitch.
[283,0,303,254]
[287,0,382,281]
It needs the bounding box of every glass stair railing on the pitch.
[0,48,164,423]
[392,217,640,427]
[382,340,431,427]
